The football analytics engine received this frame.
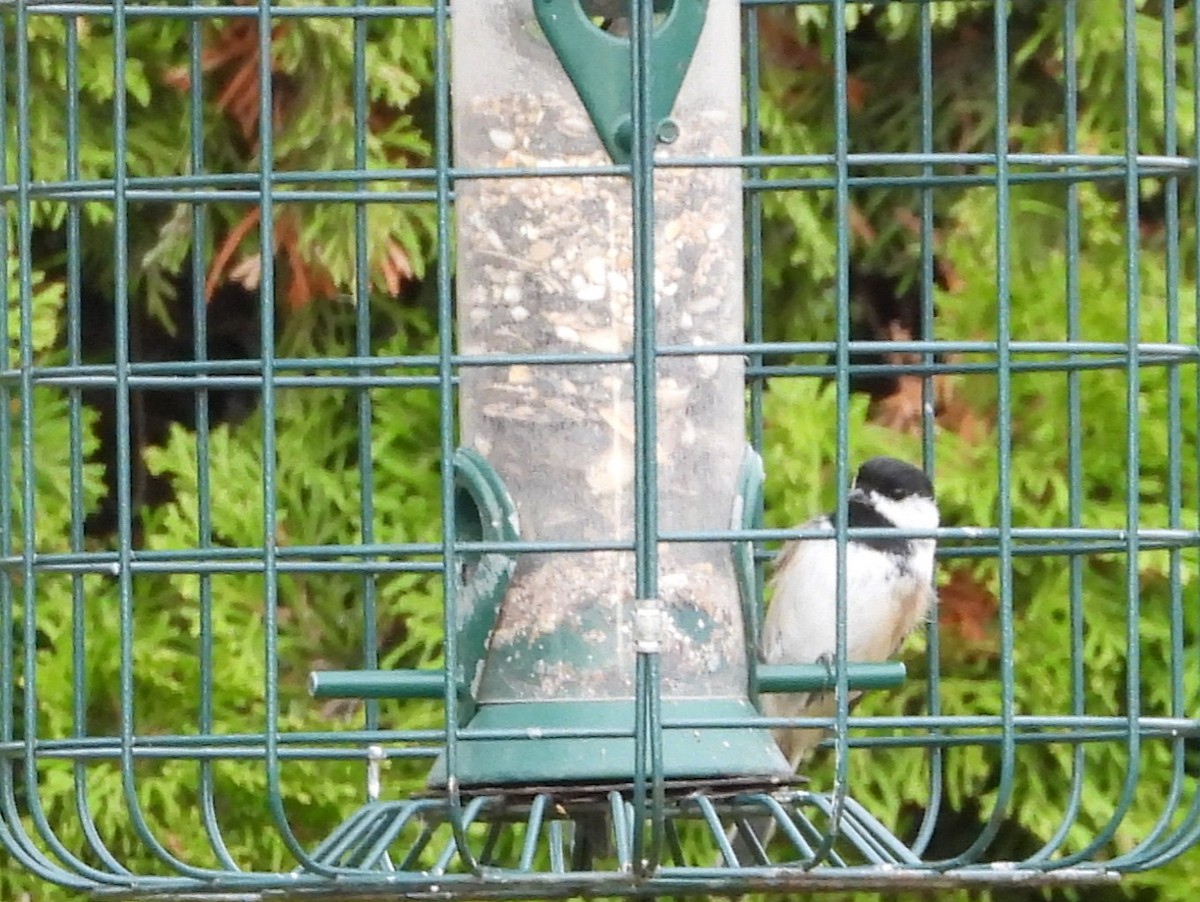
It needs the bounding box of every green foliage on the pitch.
[9,0,437,310]
[2,300,446,898]
[2,224,107,898]
[756,0,1195,342]
[760,173,1200,892]
[2,221,107,541]
[751,2,1200,897]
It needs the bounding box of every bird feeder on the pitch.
[441,0,788,785]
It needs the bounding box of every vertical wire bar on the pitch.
[256,0,282,849]
[18,0,108,882]
[1114,0,1188,866]
[0,9,79,881]
[1136,0,1200,865]
[1138,0,1200,866]
[1028,0,1086,864]
[64,9,129,873]
[0,10,66,883]
[0,10,83,882]
[257,0,283,847]
[113,0,144,861]
[5,2,129,884]
[1061,0,1088,854]
[15,0,41,844]
[1183,0,1200,861]
[629,0,663,874]
[108,0,214,874]
[809,0,852,867]
[1139,0,1200,868]
[1109,0,1145,847]
[633,650,650,867]
[908,0,943,859]
[432,0,476,873]
[983,0,1017,860]
[1113,0,1148,847]
[253,0,322,872]
[188,0,237,870]
[1191,0,1200,862]
[646,648,664,869]
[1041,0,1147,870]
[0,2,33,877]
[0,0,11,846]
[352,0,379,746]
[744,6,764,457]
[939,0,1015,866]
[743,0,767,635]
[1184,0,1200,866]
[9,0,65,876]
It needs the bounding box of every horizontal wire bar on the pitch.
[7,341,1189,388]
[742,0,1076,7]
[11,187,442,204]
[0,745,443,762]
[3,154,1190,197]
[0,730,444,752]
[7,2,436,16]
[660,526,1197,544]
[936,538,1194,559]
[749,354,1192,380]
[0,545,1168,576]
[5,559,446,576]
[12,527,1199,559]
[673,715,1200,734]
[4,528,1192,576]
[7,360,1162,394]
[674,152,1195,172]
[7,353,1191,393]
[3,0,1117,16]
[23,373,447,391]
[63,870,1124,893]
[659,340,1199,358]
[4,719,1190,762]
[746,165,1190,192]
[832,730,1184,749]
[0,732,1166,764]
[9,164,1184,204]
[2,719,1191,763]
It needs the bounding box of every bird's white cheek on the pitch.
[870,494,939,532]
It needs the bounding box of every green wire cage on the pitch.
[2,0,1199,898]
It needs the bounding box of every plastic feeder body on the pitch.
[445,0,788,785]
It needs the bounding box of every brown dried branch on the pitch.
[938,567,999,649]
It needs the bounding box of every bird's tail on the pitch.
[726,813,776,867]
[571,811,612,867]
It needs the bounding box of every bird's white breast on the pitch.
[760,499,937,669]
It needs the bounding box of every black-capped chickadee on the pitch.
[760,456,939,769]
[728,457,938,863]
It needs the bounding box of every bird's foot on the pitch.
[815,652,837,682]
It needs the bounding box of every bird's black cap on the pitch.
[853,456,935,502]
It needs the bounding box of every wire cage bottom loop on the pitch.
[173,783,1118,900]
